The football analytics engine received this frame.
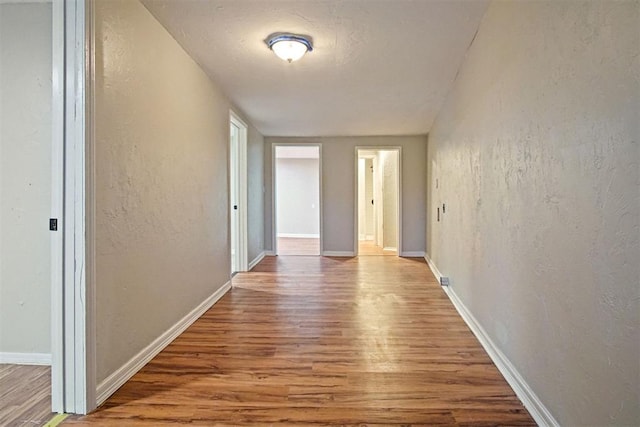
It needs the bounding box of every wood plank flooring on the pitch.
[277,237,320,256]
[358,240,397,256]
[0,364,54,427]
[66,255,534,426]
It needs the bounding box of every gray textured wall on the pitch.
[265,136,427,255]
[0,2,52,357]
[427,1,639,425]
[95,0,262,383]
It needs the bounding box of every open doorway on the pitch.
[273,145,321,256]
[230,112,248,274]
[0,1,58,423]
[356,148,401,256]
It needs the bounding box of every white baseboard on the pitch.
[383,247,397,252]
[322,251,355,257]
[424,253,443,282]
[277,233,319,238]
[365,234,373,240]
[427,257,559,427]
[248,251,265,270]
[0,352,51,365]
[400,251,425,257]
[265,250,276,256]
[96,281,231,406]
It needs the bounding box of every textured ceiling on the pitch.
[141,0,488,137]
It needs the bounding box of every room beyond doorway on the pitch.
[356,148,400,256]
[273,145,321,256]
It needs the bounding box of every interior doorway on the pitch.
[0,0,60,422]
[356,148,401,256]
[230,112,248,274]
[273,145,321,256]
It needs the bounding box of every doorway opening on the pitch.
[0,0,69,421]
[273,145,321,256]
[356,148,401,256]
[230,112,248,274]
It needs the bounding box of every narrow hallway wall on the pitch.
[94,0,263,385]
[427,1,639,425]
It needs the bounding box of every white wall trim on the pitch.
[277,233,320,239]
[248,251,265,270]
[51,0,65,412]
[424,253,443,282]
[322,251,355,257]
[0,352,52,365]
[383,247,397,252]
[426,257,559,427]
[61,0,95,414]
[95,281,231,407]
[264,250,276,256]
[400,251,425,257]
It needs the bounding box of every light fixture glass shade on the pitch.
[267,34,313,63]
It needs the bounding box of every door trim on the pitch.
[229,111,248,273]
[51,0,96,414]
[51,0,64,412]
[354,146,402,257]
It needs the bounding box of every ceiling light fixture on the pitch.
[266,33,313,63]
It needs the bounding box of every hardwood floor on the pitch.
[0,364,54,427]
[277,237,320,256]
[358,240,397,256]
[66,255,534,426]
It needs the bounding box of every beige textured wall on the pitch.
[427,1,639,425]
[95,0,262,382]
[381,151,398,250]
[0,2,52,356]
[265,136,426,254]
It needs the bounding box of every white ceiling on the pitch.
[142,0,488,137]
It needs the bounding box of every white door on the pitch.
[230,122,240,274]
[229,112,248,274]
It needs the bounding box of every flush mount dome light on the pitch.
[267,33,313,63]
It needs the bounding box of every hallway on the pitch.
[66,255,533,425]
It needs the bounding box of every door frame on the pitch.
[51,0,96,414]
[357,158,366,241]
[51,0,64,411]
[354,146,402,256]
[271,143,323,256]
[229,111,248,274]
